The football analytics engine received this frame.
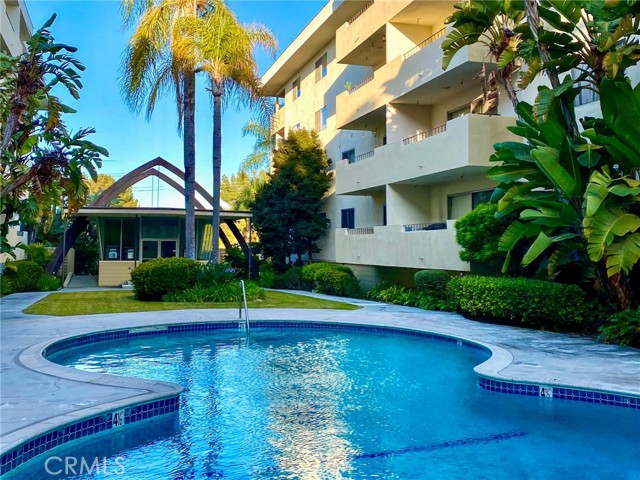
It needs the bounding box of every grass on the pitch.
[23,290,359,316]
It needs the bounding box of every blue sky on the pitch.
[26,0,323,207]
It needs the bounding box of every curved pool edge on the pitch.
[2,315,639,476]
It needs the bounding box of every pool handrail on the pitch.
[239,280,250,334]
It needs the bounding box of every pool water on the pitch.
[11,328,640,479]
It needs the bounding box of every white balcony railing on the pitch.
[346,227,374,235]
[402,124,447,146]
[402,27,447,60]
[402,222,447,232]
[347,1,374,26]
[347,74,374,94]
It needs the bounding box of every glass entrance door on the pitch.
[160,240,177,258]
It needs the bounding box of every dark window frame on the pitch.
[341,208,355,229]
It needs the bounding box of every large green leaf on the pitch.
[543,0,582,24]
[534,77,577,122]
[584,169,612,217]
[584,206,640,261]
[605,233,640,275]
[487,164,540,183]
[598,78,640,168]
[499,220,539,252]
[522,231,553,265]
[441,23,483,70]
[531,146,579,197]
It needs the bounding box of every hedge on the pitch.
[414,270,449,298]
[130,257,201,301]
[448,276,589,331]
[367,284,451,311]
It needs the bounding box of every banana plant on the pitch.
[583,167,640,276]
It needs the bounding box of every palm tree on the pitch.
[193,3,276,263]
[240,116,275,174]
[120,0,207,259]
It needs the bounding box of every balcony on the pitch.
[271,106,285,135]
[336,31,488,129]
[335,114,518,195]
[336,0,412,65]
[334,221,468,271]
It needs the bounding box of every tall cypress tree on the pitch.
[251,129,331,269]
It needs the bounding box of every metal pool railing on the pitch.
[239,280,250,334]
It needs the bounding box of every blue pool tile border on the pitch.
[0,396,179,476]
[5,319,637,477]
[477,377,639,409]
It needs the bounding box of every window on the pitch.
[342,148,355,164]
[315,53,327,82]
[341,208,355,229]
[383,205,387,226]
[472,189,494,209]
[447,104,471,121]
[447,193,472,220]
[292,77,301,100]
[315,106,328,131]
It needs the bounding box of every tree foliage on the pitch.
[444,0,640,309]
[251,129,331,268]
[86,174,138,207]
[0,15,107,258]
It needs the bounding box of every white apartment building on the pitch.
[260,0,628,288]
[1,0,33,262]
[1,0,31,55]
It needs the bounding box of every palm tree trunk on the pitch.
[183,70,197,259]
[211,81,223,264]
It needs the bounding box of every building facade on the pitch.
[1,0,33,262]
[262,0,634,289]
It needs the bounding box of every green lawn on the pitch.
[23,290,359,316]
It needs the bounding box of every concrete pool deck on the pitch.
[1,289,639,456]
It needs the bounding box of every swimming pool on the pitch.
[7,326,639,479]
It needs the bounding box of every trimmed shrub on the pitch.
[273,267,305,290]
[599,309,640,347]
[454,203,506,266]
[448,276,589,331]
[302,262,359,296]
[130,257,201,301]
[314,268,361,297]
[164,281,265,303]
[4,260,44,292]
[302,262,353,283]
[38,274,62,292]
[414,270,450,298]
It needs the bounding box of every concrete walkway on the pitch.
[1,289,639,454]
